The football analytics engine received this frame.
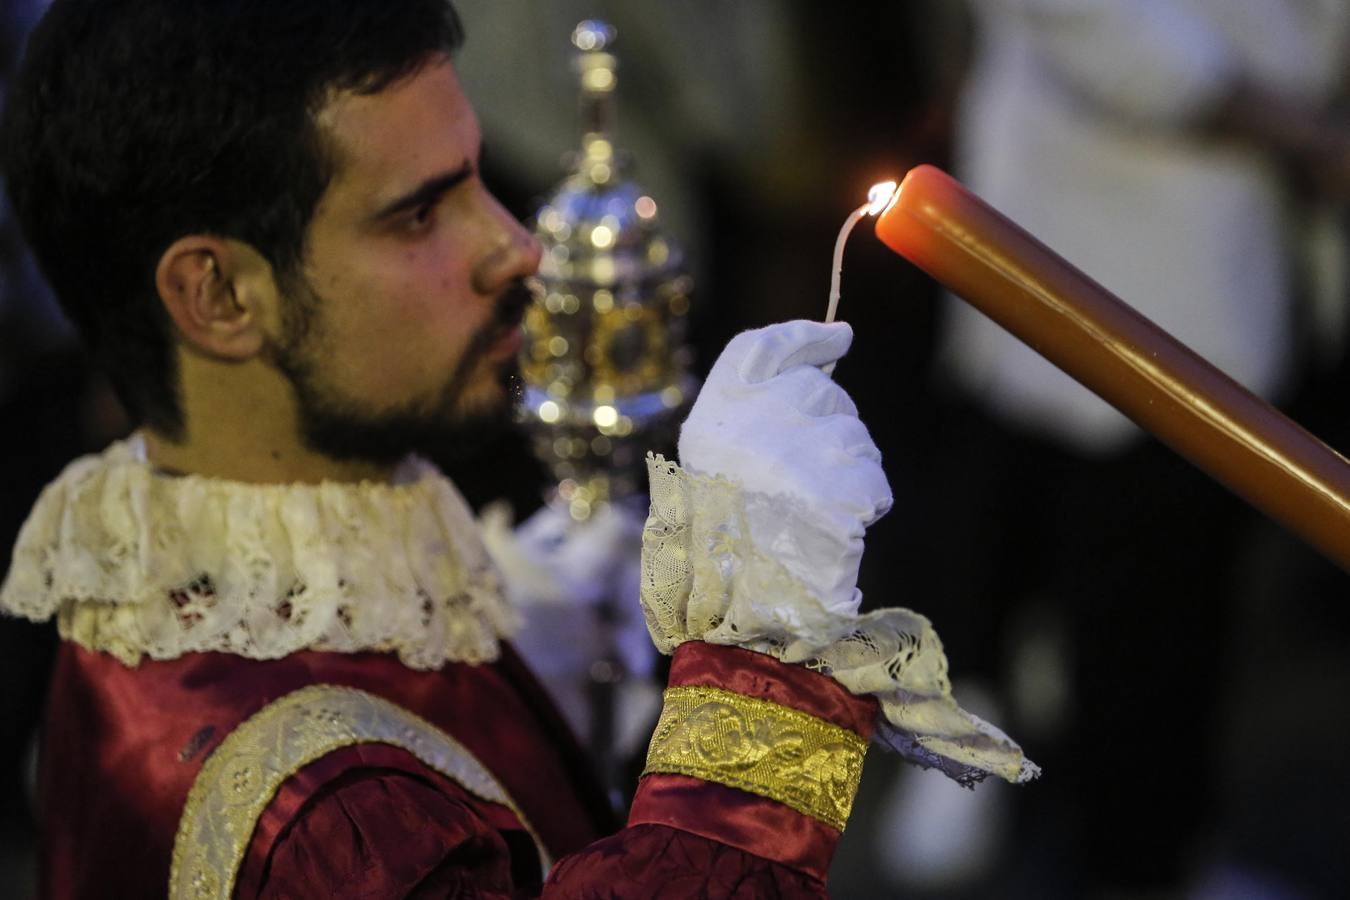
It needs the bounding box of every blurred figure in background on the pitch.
[910,0,1350,896]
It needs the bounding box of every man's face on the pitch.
[274,56,541,464]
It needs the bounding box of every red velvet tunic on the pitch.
[37,640,876,898]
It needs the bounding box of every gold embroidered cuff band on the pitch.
[642,685,868,831]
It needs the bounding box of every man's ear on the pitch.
[155,236,278,360]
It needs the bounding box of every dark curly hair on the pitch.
[0,0,464,437]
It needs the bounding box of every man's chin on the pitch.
[299,409,514,467]
[415,391,522,464]
[298,374,522,467]
[453,366,522,421]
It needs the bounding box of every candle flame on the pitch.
[866,180,899,216]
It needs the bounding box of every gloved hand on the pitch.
[677,320,892,615]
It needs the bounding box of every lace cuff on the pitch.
[640,454,1038,786]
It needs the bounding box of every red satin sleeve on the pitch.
[239,743,543,899]
[253,771,513,899]
[242,642,876,898]
[543,823,828,898]
[242,757,825,900]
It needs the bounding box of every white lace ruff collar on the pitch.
[0,435,518,669]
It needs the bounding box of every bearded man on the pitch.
[0,1,1033,897]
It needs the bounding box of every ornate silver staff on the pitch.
[519,19,696,524]
[515,20,698,807]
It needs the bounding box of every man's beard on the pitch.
[272,278,532,467]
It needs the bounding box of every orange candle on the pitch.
[874,164,1350,572]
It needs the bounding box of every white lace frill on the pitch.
[0,437,518,669]
[641,454,1039,787]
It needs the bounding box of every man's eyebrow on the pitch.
[371,161,474,220]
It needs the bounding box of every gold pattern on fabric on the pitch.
[642,685,867,831]
[169,684,548,899]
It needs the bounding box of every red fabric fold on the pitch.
[627,774,839,881]
[251,767,517,899]
[236,743,537,898]
[544,823,827,898]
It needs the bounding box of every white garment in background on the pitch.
[944,0,1350,454]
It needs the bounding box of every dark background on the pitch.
[3,3,1348,897]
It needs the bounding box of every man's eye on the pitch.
[405,202,437,233]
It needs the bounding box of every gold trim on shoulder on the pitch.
[169,684,548,899]
[642,685,868,831]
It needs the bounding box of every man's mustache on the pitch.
[456,278,533,367]
[490,279,532,330]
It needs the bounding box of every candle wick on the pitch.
[825,202,871,326]
[822,201,872,376]
[821,181,897,374]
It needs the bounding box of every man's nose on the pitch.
[472,203,542,295]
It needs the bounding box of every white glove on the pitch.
[677,320,892,615]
